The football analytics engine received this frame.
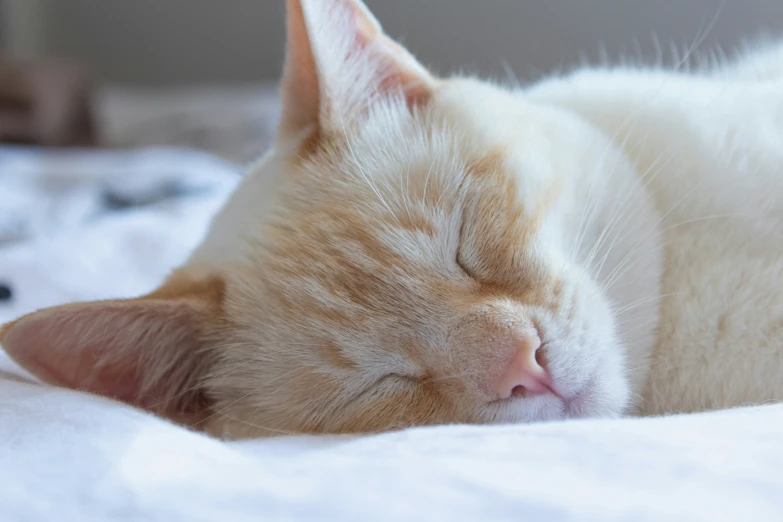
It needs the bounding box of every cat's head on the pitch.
[1,0,657,438]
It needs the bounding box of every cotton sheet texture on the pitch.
[1,146,782,522]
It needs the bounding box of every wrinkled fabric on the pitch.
[0,145,238,324]
[1,368,782,522]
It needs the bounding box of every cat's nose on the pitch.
[491,336,558,400]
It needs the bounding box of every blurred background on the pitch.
[4,0,783,85]
[0,0,782,321]
[2,0,783,163]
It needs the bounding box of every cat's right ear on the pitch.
[279,0,435,138]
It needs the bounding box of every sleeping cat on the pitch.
[3,0,783,438]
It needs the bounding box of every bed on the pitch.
[1,87,782,521]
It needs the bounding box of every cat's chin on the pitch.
[562,368,630,420]
[562,383,621,420]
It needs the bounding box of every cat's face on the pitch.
[0,0,642,438]
[193,76,630,436]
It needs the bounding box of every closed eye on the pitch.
[344,372,420,408]
[455,194,479,281]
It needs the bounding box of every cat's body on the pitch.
[532,61,783,414]
[2,0,783,438]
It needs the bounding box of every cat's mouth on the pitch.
[491,376,597,420]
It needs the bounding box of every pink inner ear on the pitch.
[0,299,209,413]
[12,320,143,404]
[280,0,322,136]
[344,1,433,104]
[332,0,435,105]
[279,0,434,137]
[2,306,135,402]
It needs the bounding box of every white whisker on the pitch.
[337,110,398,222]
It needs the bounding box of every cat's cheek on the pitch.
[565,362,631,419]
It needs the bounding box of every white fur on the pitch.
[530,43,783,414]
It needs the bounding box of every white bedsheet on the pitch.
[0,145,238,324]
[1,146,782,521]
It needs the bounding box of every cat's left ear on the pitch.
[279,0,435,138]
[0,274,225,422]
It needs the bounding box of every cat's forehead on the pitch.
[187,79,556,278]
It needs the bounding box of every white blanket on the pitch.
[1,146,783,521]
[0,146,238,324]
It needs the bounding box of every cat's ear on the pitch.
[279,0,435,137]
[0,275,224,420]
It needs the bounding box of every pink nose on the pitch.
[492,336,558,400]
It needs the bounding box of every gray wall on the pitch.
[10,0,783,85]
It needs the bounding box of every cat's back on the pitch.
[530,49,783,414]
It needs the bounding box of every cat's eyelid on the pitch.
[454,188,478,281]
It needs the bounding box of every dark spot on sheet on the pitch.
[101,181,211,210]
[0,283,12,302]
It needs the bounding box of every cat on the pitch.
[3,0,783,439]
